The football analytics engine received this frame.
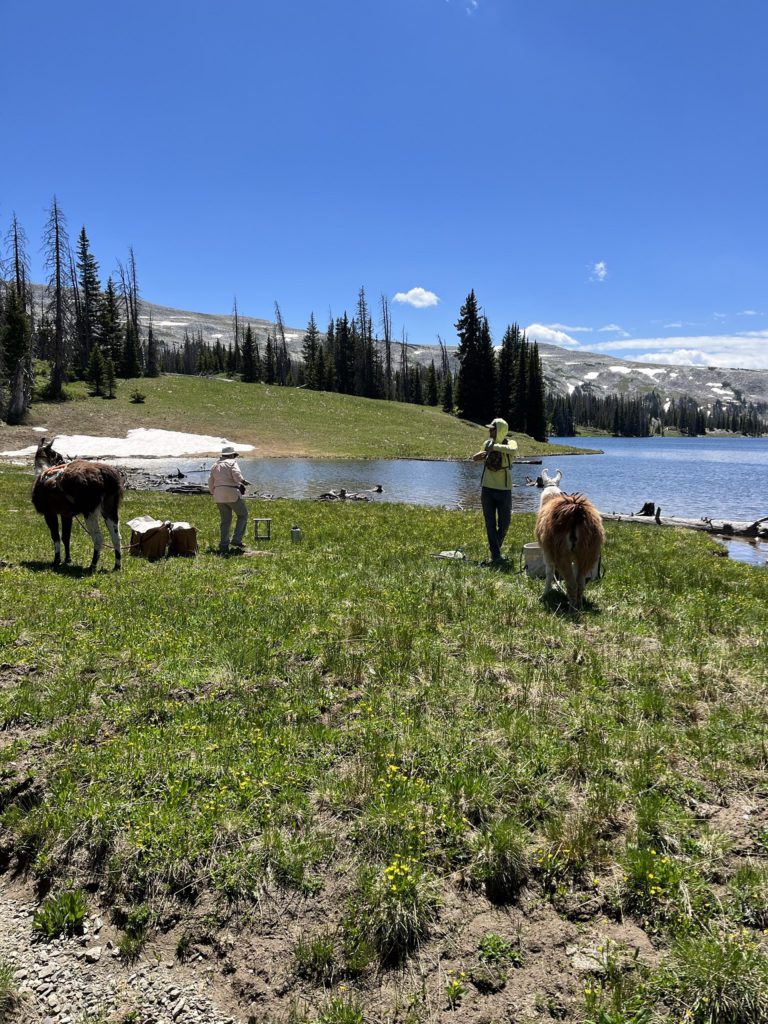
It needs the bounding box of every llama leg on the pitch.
[103,513,122,571]
[576,571,587,611]
[566,565,580,611]
[542,559,556,596]
[44,512,61,566]
[83,511,104,570]
[62,517,73,564]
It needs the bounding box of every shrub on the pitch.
[621,845,711,933]
[477,932,522,966]
[728,863,768,928]
[653,929,768,1023]
[469,817,529,901]
[444,969,468,1008]
[317,992,364,1024]
[355,857,439,963]
[130,389,146,404]
[32,886,88,939]
[117,904,152,962]
[0,958,20,1013]
[293,929,337,983]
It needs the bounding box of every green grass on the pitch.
[1,465,767,1020]
[6,373,590,459]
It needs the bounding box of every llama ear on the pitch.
[37,437,47,449]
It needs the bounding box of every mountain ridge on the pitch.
[136,296,768,413]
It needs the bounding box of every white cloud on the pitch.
[593,330,768,369]
[545,322,592,333]
[590,261,608,282]
[525,323,581,347]
[663,322,683,329]
[598,323,630,338]
[393,287,439,308]
[738,309,761,316]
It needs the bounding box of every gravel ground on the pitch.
[0,877,245,1024]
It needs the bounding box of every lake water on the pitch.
[119,435,768,565]
[122,436,768,519]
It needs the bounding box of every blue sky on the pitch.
[2,0,766,368]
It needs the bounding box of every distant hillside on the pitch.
[137,297,768,414]
[537,343,768,412]
[27,287,768,414]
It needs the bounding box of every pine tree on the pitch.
[120,324,142,378]
[525,342,547,441]
[496,324,520,424]
[510,338,528,432]
[241,324,257,382]
[334,314,354,394]
[2,216,33,423]
[442,371,454,413]
[0,285,33,423]
[85,343,106,396]
[75,227,102,376]
[426,360,438,406]
[104,356,117,399]
[99,277,123,364]
[264,334,276,384]
[301,313,321,389]
[455,291,494,423]
[145,323,160,377]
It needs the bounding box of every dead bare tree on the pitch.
[380,293,393,400]
[42,196,71,399]
[274,300,291,386]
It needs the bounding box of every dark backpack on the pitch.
[485,449,503,472]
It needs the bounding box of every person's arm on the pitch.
[472,438,492,461]
[489,438,518,458]
[208,467,217,494]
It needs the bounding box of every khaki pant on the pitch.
[216,497,248,552]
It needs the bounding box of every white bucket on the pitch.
[522,542,601,581]
[522,542,546,578]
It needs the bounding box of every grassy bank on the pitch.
[0,375,591,460]
[1,467,768,1022]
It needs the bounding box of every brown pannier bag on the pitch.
[169,523,198,557]
[130,523,171,560]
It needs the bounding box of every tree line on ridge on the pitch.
[1,200,764,438]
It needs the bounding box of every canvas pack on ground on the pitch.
[169,522,198,557]
[127,516,171,560]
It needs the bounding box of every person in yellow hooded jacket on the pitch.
[471,417,518,565]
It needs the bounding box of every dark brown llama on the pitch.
[32,439,124,570]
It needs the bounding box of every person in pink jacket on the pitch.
[208,445,250,554]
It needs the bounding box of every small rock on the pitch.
[85,946,102,963]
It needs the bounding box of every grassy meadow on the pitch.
[1,461,768,1023]
[1,374,590,460]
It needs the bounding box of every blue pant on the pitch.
[481,487,512,562]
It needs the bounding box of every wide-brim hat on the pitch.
[485,421,498,429]
[220,445,239,457]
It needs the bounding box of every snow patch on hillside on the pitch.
[1,428,255,460]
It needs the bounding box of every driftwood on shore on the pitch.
[601,503,768,539]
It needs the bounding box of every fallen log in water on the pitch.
[601,506,768,538]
